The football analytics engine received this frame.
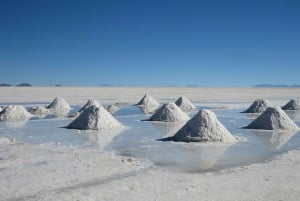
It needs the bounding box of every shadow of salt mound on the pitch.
[74,128,124,149]
[249,129,298,150]
[285,111,300,122]
[151,121,185,137]
[150,143,232,172]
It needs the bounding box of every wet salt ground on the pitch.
[1,102,300,173]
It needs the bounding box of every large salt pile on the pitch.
[67,105,123,130]
[0,105,31,122]
[28,106,49,116]
[168,109,236,143]
[136,94,160,114]
[242,99,271,113]
[47,97,71,114]
[244,106,299,130]
[106,104,120,114]
[149,102,189,122]
[282,99,300,110]
[175,96,195,112]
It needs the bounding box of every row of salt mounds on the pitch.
[28,106,50,116]
[0,105,31,122]
[47,97,71,114]
[69,99,101,118]
[282,99,300,110]
[175,96,195,112]
[149,102,189,122]
[106,104,120,114]
[67,105,123,130]
[244,106,299,130]
[242,99,271,113]
[166,109,236,143]
[136,94,160,114]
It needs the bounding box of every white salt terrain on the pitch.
[28,106,50,117]
[136,94,160,114]
[107,104,120,114]
[47,97,71,115]
[0,105,31,122]
[282,99,300,110]
[1,87,300,201]
[175,96,196,112]
[242,98,271,113]
[149,102,190,122]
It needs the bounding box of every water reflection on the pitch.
[285,111,300,122]
[4,121,28,128]
[249,129,298,150]
[151,121,185,137]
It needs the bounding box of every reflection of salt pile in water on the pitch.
[106,104,120,114]
[244,106,299,130]
[47,97,71,115]
[149,102,189,122]
[0,106,3,113]
[242,99,271,113]
[67,105,123,130]
[151,121,186,136]
[28,106,50,116]
[282,99,300,110]
[136,94,160,114]
[175,96,195,112]
[0,105,31,122]
[168,109,236,143]
[250,129,297,150]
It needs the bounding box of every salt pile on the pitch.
[0,105,31,122]
[106,104,120,114]
[47,97,71,114]
[136,94,160,114]
[149,102,189,122]
[282,99,300,110]
[67,105,123,130]
[168,109,236,143]
[242,99,271,113]
[244,106,299,130]
[78,99,101,113]
[175,96,195,112]
[28,106,49,116]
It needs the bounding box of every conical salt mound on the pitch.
[0,105,31,122]
[282,99,300,110]
[149,102,190,122]
[242,99,271,113]
[67,105,123,130]
[170,109,236,143]
[47,97,71,111]
[175,96,195,112]
[106,104,120,114]
[28,106,50,116]
[78,99,101,113]
[244,106,299,130]
[136,94,160,114]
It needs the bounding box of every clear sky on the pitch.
[0,0,300,86]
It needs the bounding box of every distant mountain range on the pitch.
[254,84,300,88]
[0,83,32,87]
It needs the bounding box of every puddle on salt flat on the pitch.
[1,102,300,173]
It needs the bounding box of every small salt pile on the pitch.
[67,105,123,130]
[47,97,71,114]
[244,106,299,130]
[106,104,120,114]
[28,106,49,116]
[0,105,31,122]
[282,99,300,110]
[242,99,271,113]
[169,109,236,143]
[136,94,160,114]
[175,96,195,112]
[149,102,189,122]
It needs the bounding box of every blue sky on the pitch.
[0,0,300,86]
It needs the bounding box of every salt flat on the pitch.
[1,87,300,201]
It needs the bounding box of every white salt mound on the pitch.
[170,109,236,143]
[0,105,31,122]
[47,97,71,112]
[245,106,299,130]
[136,94,160,114]
[175,96,195,112]
[242,99,271,113]
[149,102,190,122]
[78,99,101,113]
[106,104,120,114]
[0,136,12,144]
[282,99,300,110]
[28,106,49,116]
[67,105,123,130]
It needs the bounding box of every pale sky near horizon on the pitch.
[0,0,299,86]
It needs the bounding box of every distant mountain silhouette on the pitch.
[254,84,300,88]
[16,83,32,87]
[0,83,11,86]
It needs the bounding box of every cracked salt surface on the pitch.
[1,102,300,173]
